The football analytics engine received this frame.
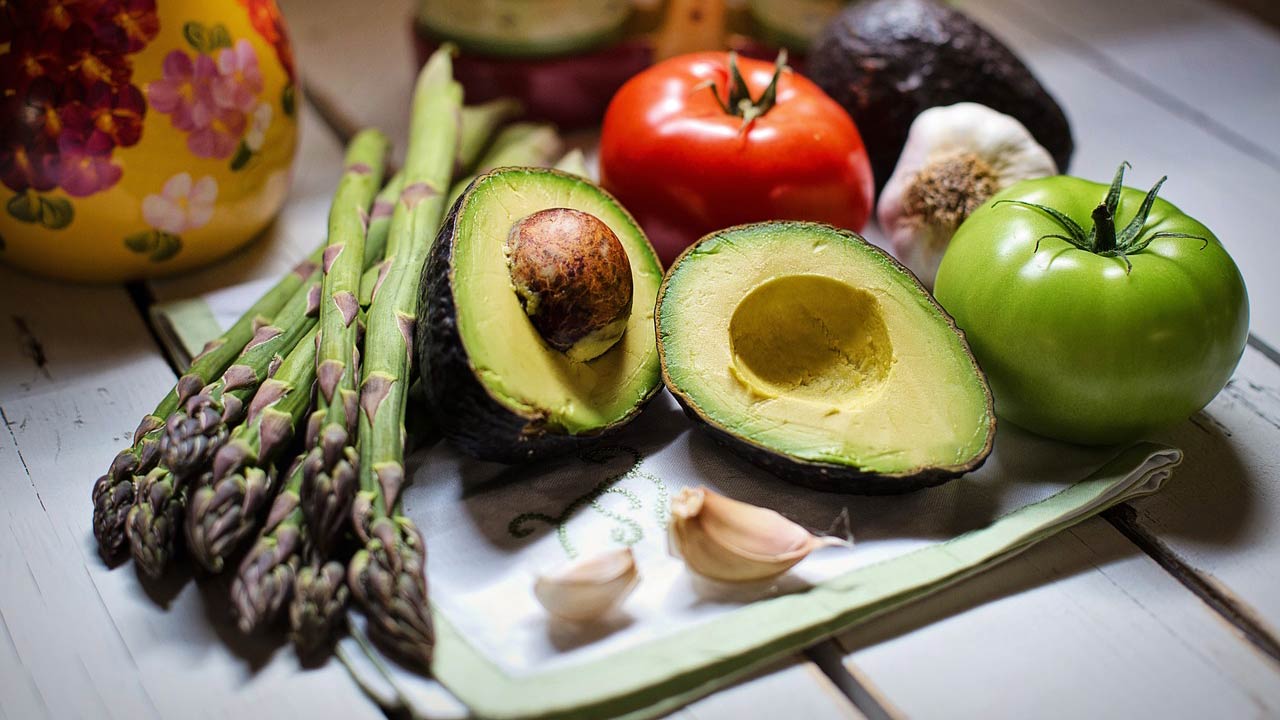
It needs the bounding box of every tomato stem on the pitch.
[998,162,1209,273]
[701,50,789,133]
[1091,203,1116,253]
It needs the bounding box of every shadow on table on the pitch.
[834,514,1137,656]
[1131,408,1255,547]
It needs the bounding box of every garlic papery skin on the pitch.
[877,102,1058,288]
[669,487,847,583]
[533,547,640,623]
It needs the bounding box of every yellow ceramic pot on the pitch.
[0,0,298,282]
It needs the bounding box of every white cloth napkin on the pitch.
[337,390,1179,718]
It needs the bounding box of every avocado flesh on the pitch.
[447,169,662,437]
[659,222,993,486]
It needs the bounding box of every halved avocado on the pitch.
[657,222,994,493]
[417,167,664,463]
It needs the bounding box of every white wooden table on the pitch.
[3,0,1279,717]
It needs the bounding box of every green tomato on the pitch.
[934,164,1249,445]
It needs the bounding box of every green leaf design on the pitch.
[7,192,39,223]
[208,24,233,51]
[183,21,233,54]
[152,232,182,261]
[183,22,207,52]
[125,230,183,262]
[38,196,73,229]
[281,84,296,117]
[229,141,252,171]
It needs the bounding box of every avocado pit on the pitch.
[506,207,634,362]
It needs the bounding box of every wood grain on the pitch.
[839,517,1280,718]
[0,267,384,720]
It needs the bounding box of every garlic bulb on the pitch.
[533,547,639,622]
[877,102,1058,288]
[669,487,847,582]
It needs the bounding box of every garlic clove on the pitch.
[877,102,1058,288]
[669,487,847,583]
[533,547,640,622]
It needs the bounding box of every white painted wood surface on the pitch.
[839,516,1280,718]
[3,0,1280,718]
[0,268,385,720]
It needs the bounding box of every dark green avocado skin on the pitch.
[670,391,978,494]
[810,0,1073,188]
[416,182,610,464]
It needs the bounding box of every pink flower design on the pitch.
[56,133,123,196]
[147,49,245,159]
[213,39,262,113]
[142,172,217,234]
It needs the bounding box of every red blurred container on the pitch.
[410,0,844,129]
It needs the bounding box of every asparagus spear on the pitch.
[298,130,390,561]
[456,98,522,173]
[347,47,462,668]
[443,121,562,209]
[184,316,320,571]
[229,455,306,633]
[290,558,350,655]
[161,272,323,477]
[188,174,404,579]
[167,134,387,478]
[553,148,591,178]
[123,271,324,577]
[91,254,318,563]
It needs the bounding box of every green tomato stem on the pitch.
[1091,203,1116,253]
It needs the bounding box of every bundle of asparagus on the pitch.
[91,47,565,666]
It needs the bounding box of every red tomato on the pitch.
[599,52,875,266]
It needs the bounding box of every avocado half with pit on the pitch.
[418,167,664,463]
[657,222,995,493]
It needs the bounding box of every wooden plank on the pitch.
[954,0,1280,347]
[1003,0,1280,166]
[675,659,865,720]
[0,267,382,720]
[0,419,58,720]
[1126,346,1280,641]
[280,0,418,156]
[839,516,1280,718]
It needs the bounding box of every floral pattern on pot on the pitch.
[126,172,217,262]
[0,0,298,281]
[237,0,296,84]
[147,32,267,168]
[0,0,161,229]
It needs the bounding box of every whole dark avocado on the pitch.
[809,0,1073,188]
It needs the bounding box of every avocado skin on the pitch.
[656,221,996,495]
[809,0,1073,189]
[417,172,657,464]
[671,392,975,494]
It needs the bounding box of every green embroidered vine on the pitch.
[508,445,668,559]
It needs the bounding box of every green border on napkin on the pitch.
[150,298,223,370]
[423,443,1179,720]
